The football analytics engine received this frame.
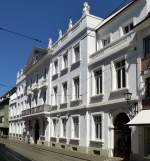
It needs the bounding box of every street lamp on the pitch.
[124,91,138,118]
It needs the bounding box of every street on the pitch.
[0,139,121,161]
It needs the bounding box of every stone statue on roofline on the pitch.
[82,2,90,16]
[48,38,53,49]
[68,19,73,30]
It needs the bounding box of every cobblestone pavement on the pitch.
[0,139,124,161]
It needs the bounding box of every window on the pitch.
[123,22,133,34]
[74,44,80,62]
[36,74,38,84]
[54,60,58,75]
[144,36,150,57]
[63,53,68,69]
[94,68,102,95]
[43,90,47,103]
[53,86,58,105]
[145,78,150,98]
[72,116,79,138]
[0,116,4,123]
[144,127,150,158]
[62,82,67,103]
[52,119,57,137]
[102,37,110,47]
[61,118,67,138]
[93,115,102,140]
[115,59,126,89]
[73,77,80,100]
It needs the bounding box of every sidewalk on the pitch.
[4,139,124,161]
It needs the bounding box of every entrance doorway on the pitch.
[114,113,131,160]
[34,120,40,144]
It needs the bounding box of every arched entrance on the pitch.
[114,113,131,159]
[34,120,40,144]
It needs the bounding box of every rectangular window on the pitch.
[72,116,79,138]
[74,44,80,62]
[53,86,58,105]
[94,68,102,95]
[73,77,80,100]
[43,90,47,103]
[102,37,110,47]
[115,60,126,89]
[62,118,67,138]
[63,53,68,69]
[145,77,150,98]
[144,127,150,157]
[54,60,58,75]
[94,115,102,140]
[62,82,67,103]
[123,22,133,34]
[36,74,38,84]
[52,119,57,137]
[144,36,150,57]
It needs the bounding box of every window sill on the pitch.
[90,94,104,104]
[60,102,68,109]
[109,88,128,100]
[69,138,80,145]
[60,67,68,76]
[70,99,82,107]
[51,105,58,111]
[50,137,57,142]
[70,61,80,71]
[90,140,104,148]
[59,137,67,143]
[52,73,58,81]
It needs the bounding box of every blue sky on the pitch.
[0,0,127,96]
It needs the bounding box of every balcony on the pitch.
[38,79,48,89]
[22,104,51,117]
[27,87,32,95]
[32,83,38,91]
[141,57,150,78]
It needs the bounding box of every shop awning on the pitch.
[127,110,150,126]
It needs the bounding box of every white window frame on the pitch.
[91,112,104,142]
[71,115,80,139]
[72,42,80,64]
[62,52,68,70]
[60,116,67,138]
[53,86,58,105]
[92,66,104,96]
[51,118,57,137]
[112,56,128,91]
[72,76,80,100]
[53,59,58,75]
[62,81,68,103]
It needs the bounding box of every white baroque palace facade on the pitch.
[9,1,150,161]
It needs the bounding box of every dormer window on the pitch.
[73,44,80,63]
[54,60,58,75]
[102,36,110,47]
[123,22,133,35]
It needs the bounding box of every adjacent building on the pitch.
[0,87,16,137]
[8,0,150,161]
